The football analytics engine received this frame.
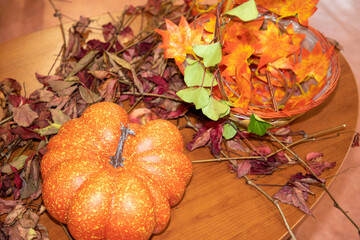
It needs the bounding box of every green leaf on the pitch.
[225,0,258,22]
[247,114,272,136]
[193,42,222,67]
[176,87,211,109]
[184,59,217,87]
[223,123,237,140]
[202,97,230,121]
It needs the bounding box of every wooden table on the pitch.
[0,10,358,240]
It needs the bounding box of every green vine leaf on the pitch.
[223,122,237,140]
[176,87,211,109]
[184,59,217,87]
[193,42,222,67]
[202,97,230,121]
[225,0,258,22]
[247,114,272,136]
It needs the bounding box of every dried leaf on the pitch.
[107,52,143,93]
[235,160,251,178]
[1,155,27,174]
[68,50,99,77]
[186,128,211,151]
[19,211,39,229]
[47,81,77,96]
[4,204,26,225]
[0,199,23,215]
[79,86,102,103]
[305,152,336,176]
[13,104,38,127]
[29,89,54,102]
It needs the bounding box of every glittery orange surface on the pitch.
[41,102,192,240]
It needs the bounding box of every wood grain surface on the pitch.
[0,8,358,240]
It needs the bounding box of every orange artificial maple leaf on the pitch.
[194,13,217,44]
[286,23,306,46]
[232,63,252,110]
[155,16,204,66]
[293,41,334,84]
[223,19,264,55]
[256,0,319,26]
[255,21,300,69]
[220,37,254,77]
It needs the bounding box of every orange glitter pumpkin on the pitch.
[41,102,192,240]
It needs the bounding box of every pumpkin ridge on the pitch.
[67,168,117,239]
[42,157,107,223]
[135,161,187,207]
[134,171,171,234]
[105,172,156,239]
[41,145,106,179]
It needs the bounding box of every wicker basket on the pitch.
[188,14,340,128]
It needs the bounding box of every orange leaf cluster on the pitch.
[156,1,335,118]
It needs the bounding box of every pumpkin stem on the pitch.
[109,123,135,168]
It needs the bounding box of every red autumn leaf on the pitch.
[155,16,203,66]
[186,128,211,151]
[226,137,250,153]
[13,104,39,128]
[273,172,318,215]
[235,160,251,178]
[305,152,336,176]
[256,0,319,26]
[255,21,300,69]
[186,122,224,156]
[352,132,360,147]
[293,41,333,84]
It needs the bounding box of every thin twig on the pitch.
[192,155,264,163]
[221,151,296,239]
[244,175,297,240]
[0,115,13,125]
[121,92,184,102]
[60,223,74,240]
[268,131,360,235]
[48,0,67,57]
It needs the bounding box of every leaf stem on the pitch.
[109,124,135,168]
